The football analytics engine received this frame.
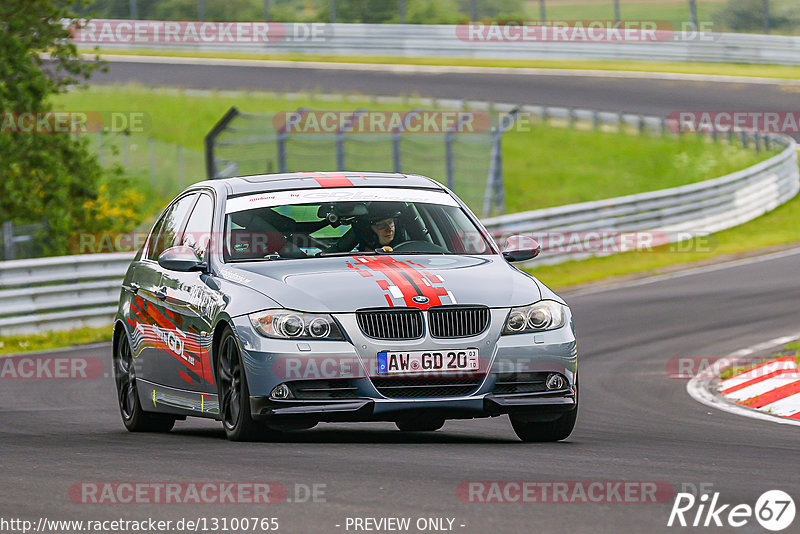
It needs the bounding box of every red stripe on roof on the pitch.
[300,171,353,187]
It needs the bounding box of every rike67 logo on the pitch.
[668,489,795,531]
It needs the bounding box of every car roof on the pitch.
[188,171,446,197]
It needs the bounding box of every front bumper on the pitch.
[249,387,576,422]
[233,309,578,423]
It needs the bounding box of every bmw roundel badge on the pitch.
[412,296,429,304]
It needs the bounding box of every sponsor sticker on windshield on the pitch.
[225,187,459,214]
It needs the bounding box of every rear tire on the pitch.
[217,327,265,441]
[114,330,176,433]
[396,416,445,432]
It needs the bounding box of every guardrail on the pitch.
[0,253,134,336]
[77,21,800,66]
[1,101,797,336]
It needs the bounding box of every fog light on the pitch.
[270,383,292,400]
[545,373,566,390]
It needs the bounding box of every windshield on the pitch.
[223,188,494,261]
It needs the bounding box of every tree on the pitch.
[317,0,398,23]
[0,0,112,255]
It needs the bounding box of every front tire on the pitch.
[217,327,264,441]
[510,408,577,442]
[114,330,176,433]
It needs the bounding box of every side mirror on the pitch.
[158,246,207,272]
[501,235,541,263]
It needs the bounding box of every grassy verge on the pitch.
[0,326,112,356]
[52,85,769,213]
[84,50,800,81]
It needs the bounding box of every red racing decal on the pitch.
[131,301,214,385]
[299,171,353,188]
[352,255,455,309]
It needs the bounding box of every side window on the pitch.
[181,194,214,261]
[146,194,197,261]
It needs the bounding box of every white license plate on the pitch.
[376,349,479,374]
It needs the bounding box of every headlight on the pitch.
[249,310,345,340]
[502,301,568,335]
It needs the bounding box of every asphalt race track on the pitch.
[93,58,800,129]
[2,59,799,533]
[2,249,800,533]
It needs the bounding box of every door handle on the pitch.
[154,287,168,301]
[130,282,140,294]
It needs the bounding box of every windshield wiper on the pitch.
[316,250,380,257]
[226,254,288,262]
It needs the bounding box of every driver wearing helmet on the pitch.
[358,204,404,252]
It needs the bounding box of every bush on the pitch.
[713,0,799,33]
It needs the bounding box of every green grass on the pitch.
[530,191,800,290]
[0,326,112,356]
[525,0,721,29]
[502,125,766,211]
[52,85,770,215]
[83,48,800,81]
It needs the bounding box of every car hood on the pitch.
[225,254,542,313]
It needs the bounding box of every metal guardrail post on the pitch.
[444,111,477,192]
[593,110,600,131]
[445,132,455,191]
[483,107,519,217]
[392,131,402,172]
[277,131,287,172]
[336,109,367,171]
[2,222,13,261]
[204,106,240,179]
